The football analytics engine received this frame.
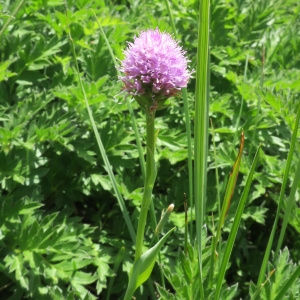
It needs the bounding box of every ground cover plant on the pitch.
[0,0,299,299]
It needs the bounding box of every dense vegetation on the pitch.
[0,0,299,299]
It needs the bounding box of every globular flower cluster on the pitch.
[120,28,190,110]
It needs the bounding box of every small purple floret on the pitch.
[120,28,190,102]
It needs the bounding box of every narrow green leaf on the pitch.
[68,19,136,244]
[194,0,210,298]
[217,130,245,244]
[257,102,300,286]
[124,227,175,300]
[92,10,146,181]
[210,130,244,285]
[275,157,300,253]
[164,0,194,242]
[214,143,261,300]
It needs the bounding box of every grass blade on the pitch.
[210,119,221,228]
[276,157,300,253]
[164,0,194,241]
[182,88,194,241]
[164,0,176,34]
[217,130,244,243]
[93,11,146,181]
[214,143,261,300]
[67,14,136,243]
[209,130,244,285]
[194,0,210,298]
[257,101,300,285]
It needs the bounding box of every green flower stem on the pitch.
[135,111,157,261]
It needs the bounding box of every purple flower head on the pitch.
[119,28,191,111]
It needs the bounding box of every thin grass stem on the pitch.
[194,0,210,298]
[93,11,146,180]
[275,157,300,254]
[182,88,194,241]
[209,130,244,286]
[257,102,300,285]
[164,0,176,35]
[233,54,248,146]
[67,17,136,243]
[164,0,194,241]
[210,119,221,271]
[210,119,221,226]
[214,144,261,300]
[249,48,264,157]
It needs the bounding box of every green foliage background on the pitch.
[0,0,299,299]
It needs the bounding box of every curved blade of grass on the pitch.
[257,101,300,286]
[275,102,300,255]
[233,55,248,146]
[194,0,210,298]
[214,144,261,300]
[92,10,146,181]
[182,88,194,241]
[218,130,244,241]
[164,0,194,241]
[210,119,221,270]
[67,19,136,243]
[209,130,244,285]
[276,157,300,253]
[249,48,264,158]
[164,0,176,34]
[210,119,221,230]
[207,120,222,290]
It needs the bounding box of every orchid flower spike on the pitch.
[120,28,191,112]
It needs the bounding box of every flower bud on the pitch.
[155,203,175,235]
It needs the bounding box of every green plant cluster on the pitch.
[0,0,299,299]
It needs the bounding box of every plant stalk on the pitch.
[135,111,156,261]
